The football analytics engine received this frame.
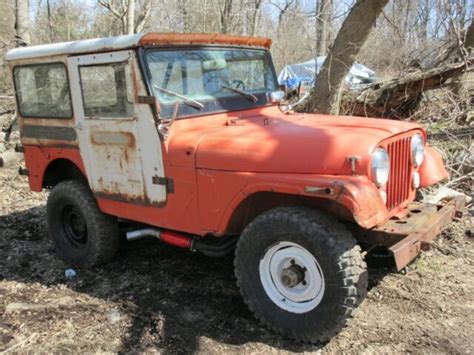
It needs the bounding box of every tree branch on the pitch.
[98,0,125,20]
[135,0,152,33]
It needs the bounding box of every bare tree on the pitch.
[465,20,474,54]
[15,0,31,46]
[270,0,296,33]
[248,0,263,36]
[98,0,152,35]
[127,0,135,34]
[315,0,332,56]
[218,0,233,34]
[307,0,389,114]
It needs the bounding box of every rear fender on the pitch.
[23,146,85,191]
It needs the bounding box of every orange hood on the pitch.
[191,113,421,175]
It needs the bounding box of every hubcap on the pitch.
[280,263,305,288]
[62,206,88,248]
[259,241,325,313]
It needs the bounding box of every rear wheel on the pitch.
[47,180,120,267]
[234,207,367,343]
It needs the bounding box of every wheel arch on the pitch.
[43,158,88,189]
[222,191,355,236]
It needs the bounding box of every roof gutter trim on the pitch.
[5,33,143,61]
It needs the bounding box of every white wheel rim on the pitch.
[259,241,325,313]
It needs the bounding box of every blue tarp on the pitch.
[278,56,376,91]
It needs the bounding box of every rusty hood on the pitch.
[193,113,422,175]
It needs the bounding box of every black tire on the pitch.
[47,180,120,268]
[234,206,367,343]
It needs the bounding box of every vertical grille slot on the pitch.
[386,137,412,210]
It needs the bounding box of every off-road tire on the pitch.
[47,180,120,268]
[234,206,368,343]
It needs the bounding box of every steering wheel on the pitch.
[230,80,245,90]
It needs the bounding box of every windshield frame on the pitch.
[138,45,279,119]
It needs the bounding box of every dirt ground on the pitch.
[0,162,473,354]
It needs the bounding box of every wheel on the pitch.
[234,207,367,343]
[47,180,120,268]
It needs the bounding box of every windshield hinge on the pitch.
[152,175,174,193]
[138,95,156,105]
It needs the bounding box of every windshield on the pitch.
[144,48,278,116]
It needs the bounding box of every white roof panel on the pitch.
[5,33,143,61]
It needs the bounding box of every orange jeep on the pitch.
[5,33,464,342]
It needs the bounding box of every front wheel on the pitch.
[234,207,367,343]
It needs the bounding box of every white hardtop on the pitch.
[5,34,143,61]
[5,33,272,62]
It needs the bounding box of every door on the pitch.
[67,50,167,205]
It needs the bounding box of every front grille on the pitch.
[386,137,412,210]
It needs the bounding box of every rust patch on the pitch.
[139,33,272,49]
[351,196,465,270]
[94,191,165,207]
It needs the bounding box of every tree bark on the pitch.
[249,0,263,36]
[219,0,233,34]
[464,19,474,54]
[15,0,31,46]
[307,0,389,114]
[316,0,332,56]
[126,0,135,35]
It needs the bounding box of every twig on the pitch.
[0,333,39,354]
[444,171,473,188]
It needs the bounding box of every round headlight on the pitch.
[411,133,425,167]
[371,148,390,186]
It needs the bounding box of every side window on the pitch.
[79,61,133,118]
[13,63,72,118]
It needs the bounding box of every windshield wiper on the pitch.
[153,85,204,111]
[221,85,258,103]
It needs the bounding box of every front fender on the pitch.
[196,170,390,234]
[419,146,449,188]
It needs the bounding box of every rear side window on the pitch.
[79,62,134,118]
[13,63,72,118]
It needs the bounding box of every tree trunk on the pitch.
[316,0,332,56]
[15,0,31,46]
[126,0,135,35]
[307,0,389,114]
[464,20,474,54]
[249,0,263,36]
[220,0,233,34]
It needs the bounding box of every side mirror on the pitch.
[269,90,285,103]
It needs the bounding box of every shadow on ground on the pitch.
[0,205,394,353]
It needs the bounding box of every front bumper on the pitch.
[353,196,465,270]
